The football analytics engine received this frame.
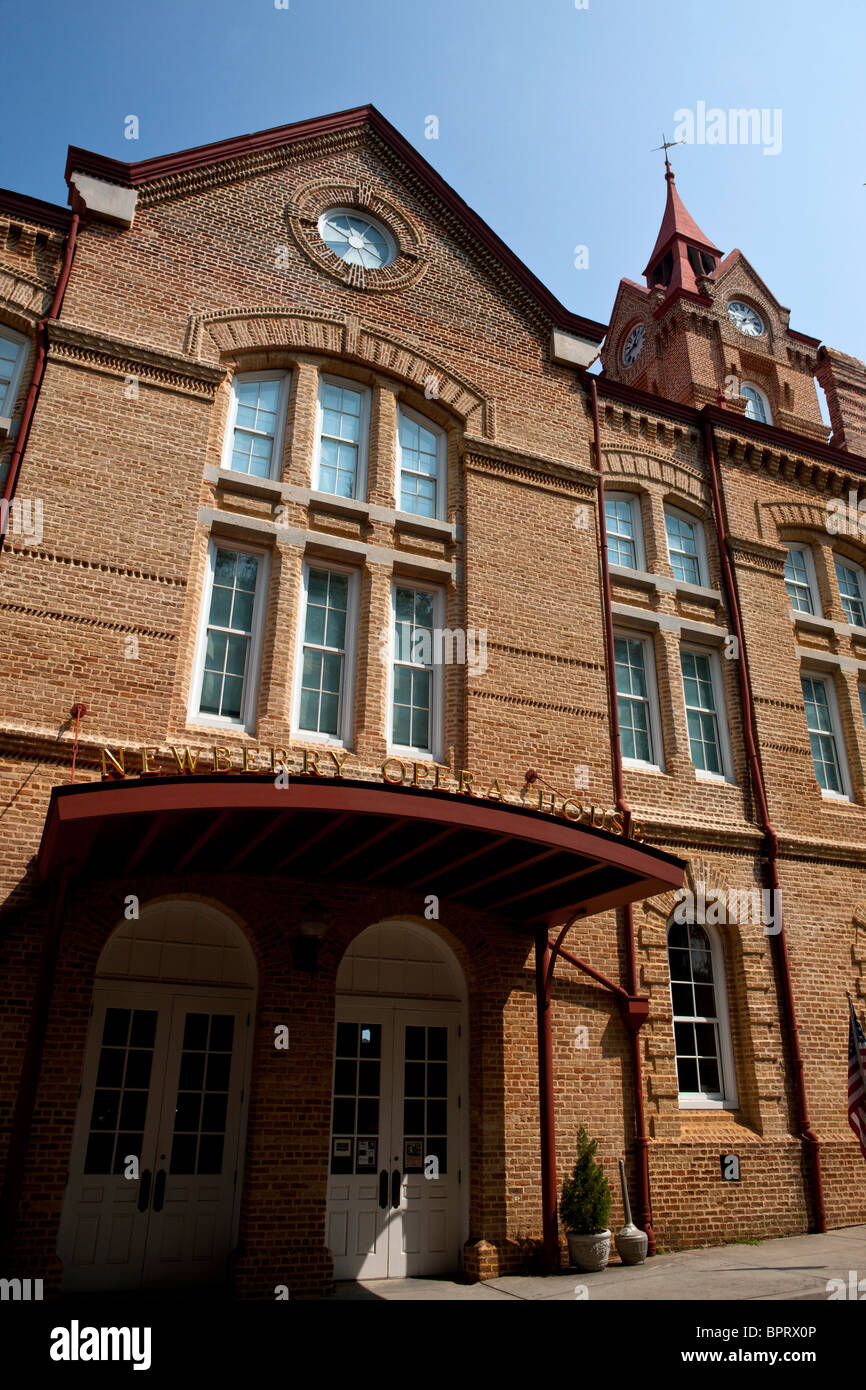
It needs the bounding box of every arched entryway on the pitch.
[57,899,257,1292]
[327,919,468,1280]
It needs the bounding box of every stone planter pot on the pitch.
[614,1223,648,1265]
[566,1229,610,1273]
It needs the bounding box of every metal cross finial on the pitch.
[652,134,684,176]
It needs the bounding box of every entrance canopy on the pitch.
[37,776,684,927]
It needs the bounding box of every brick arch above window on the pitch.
[601,447,710,508]
[186,308,493,436]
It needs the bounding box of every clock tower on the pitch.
[600,157,827,442]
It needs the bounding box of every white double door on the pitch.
[326,1002,463,1280]
[58,984,252,1291]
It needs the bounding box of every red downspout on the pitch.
[1,212,80,550]
[535,927,559,1272]
[589,377,656,1253]
[701,415,826,1232]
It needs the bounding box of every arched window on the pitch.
[741,382,772,425]
[667,918,737,1108]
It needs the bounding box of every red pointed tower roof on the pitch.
[642,156,722,299]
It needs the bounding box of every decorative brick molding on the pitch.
[45,321,225,399]
[763,499,835,537]
[601,446,710,504]
[284,176,427,295]
[0,266,55,325]
[727,534,787,575]
[185,308,492,435]
[2,542,187,587]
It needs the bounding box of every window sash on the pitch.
[785,548,815,614]
[741,384,768,423]
[0,330,25,416]
[681,650,724,775]
[316,380,367,499]
[615,635,654,764]
[197,547,262,723]
[298,568,349,737]
[801,674,844,793]
[391,585,438,754]
[665,511,702,585]
[835,559,866,627]
[398,408,443,519]
[668,923,725,1100]
[605,496,638,569]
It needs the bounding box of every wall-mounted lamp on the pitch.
[291,905,328,975]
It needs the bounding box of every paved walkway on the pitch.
[323,1225,866,1300]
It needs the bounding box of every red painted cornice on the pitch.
[787,328,821,348]
[64,104,607,344]
[586,369,866,474]
[652,285,713,317]
[0,187,72,231]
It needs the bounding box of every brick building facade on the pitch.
[1,106,865,1297]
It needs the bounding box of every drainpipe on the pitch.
[535,927,559,1272]
[701,415,826,1233]
[0,212,80,551]
[589,376,656,1254]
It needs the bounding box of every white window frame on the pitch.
[313,375,371,501]
[188,538,270,733]
[667,919,738,1111]
[0,325,28,419]
[396,404,447,522]
[604,491,645,572]
[741,381,772,425]
[680,643,735,784]
[290,559,360,748]
[387,580,445,762]
[784,543,822,617]
[613,628,665,772]
[833,554,866,629]
[800,669,853,800]
[220,370,291,481]
[664,505,709,587]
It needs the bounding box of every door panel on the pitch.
[327,1008,392,1279]
[59,988,252,1291]
[327,1002,462,1280]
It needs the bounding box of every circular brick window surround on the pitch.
[285,179,427,293]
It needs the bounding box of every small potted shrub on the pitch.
[560,1127,612,1272]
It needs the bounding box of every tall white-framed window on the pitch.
[614,630,664,770]
[0,325,27,418]
[221,371,290,480]
[190,540,269,731]
[397,406,446,520]
[389,581,444,759]
[664,506,708,586]
[784,544,821,616]
[801,671,851,798]
[667,918,738,1109]
[605,492,644,570]
[291,561,359,745]
[834,555,866,628]
[680,646,734,781]
[314,377,370,500]
[741,382,772,424]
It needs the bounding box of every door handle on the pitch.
[137,1168,151,1213]
[391,1168,401,1209]
[152,1168,166,1213]
[378,1169,389,1210]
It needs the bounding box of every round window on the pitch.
[317,208,397,270]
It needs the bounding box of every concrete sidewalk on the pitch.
[324,1225,866,1300]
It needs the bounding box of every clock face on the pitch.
[622,324,645,367]
[318,209,396,270]
[727,300,765,337]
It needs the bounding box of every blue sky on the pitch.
[2,0,864,356]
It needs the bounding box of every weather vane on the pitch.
[652,134,685,175]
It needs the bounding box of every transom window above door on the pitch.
[314,378,370,500]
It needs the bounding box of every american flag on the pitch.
[848,997,866,1162]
